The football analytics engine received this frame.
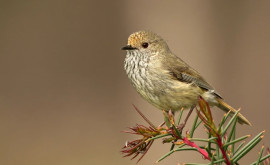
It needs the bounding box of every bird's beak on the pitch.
[121,45,137,50]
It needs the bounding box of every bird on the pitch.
[122,31,251,126]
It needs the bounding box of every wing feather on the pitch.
[165,55,222,99]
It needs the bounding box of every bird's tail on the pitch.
[216,98,251,126]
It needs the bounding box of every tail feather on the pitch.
[216,98,252,126]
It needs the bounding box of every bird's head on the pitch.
[122,31,170,55]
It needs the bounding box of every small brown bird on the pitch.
[122,31,251,125]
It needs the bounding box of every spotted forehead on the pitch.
[127,31,156,46]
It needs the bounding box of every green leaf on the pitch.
[251,154,270,165]
[234,141,245,155]
[172,123,182,138]
[207,132,212,158]
[156,149,175,163]
[156,144,185,163]
[221,110,239,137]
[232,132,264,162]
[195,120,203,129]
[190,114,199,138]
[224,135,250,148]
[163,110,171,128]
[210,152,215,165]
[175,147,198,152]
[145,133,171,142]
[207,159,226,164]
[226,114,237,143]
[255,145,264,165]
[216,143,220,161]
[234,131,264,155]
[170,143,175,151]
[231,126,236,154]
[177,109,184,125]
[218,110,232,132]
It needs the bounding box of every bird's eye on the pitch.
[142,42,149,48]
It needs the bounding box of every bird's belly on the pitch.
[137,80,204,112]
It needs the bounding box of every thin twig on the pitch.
[177,105,195,133]
[132,104,156,129]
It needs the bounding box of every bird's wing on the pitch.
[166,56,222,99]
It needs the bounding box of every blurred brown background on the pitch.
[0,0,269,164]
